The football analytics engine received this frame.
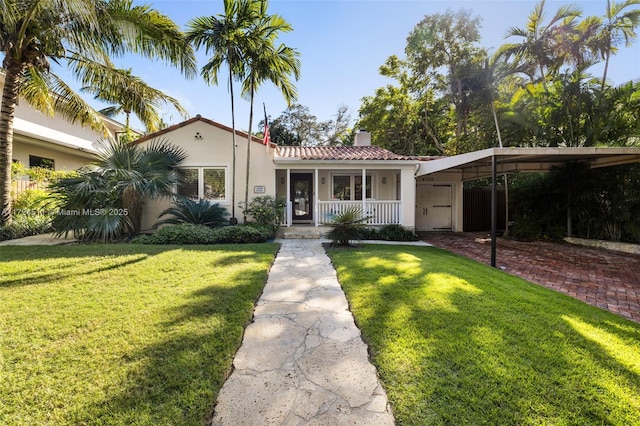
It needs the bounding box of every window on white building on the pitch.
[332,175,372,200]
[29,155,55,169]
[177,167,226,201]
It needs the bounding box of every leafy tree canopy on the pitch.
[357,1,640,156]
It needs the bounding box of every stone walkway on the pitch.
[0,232,76,246]
[210,239,395,425]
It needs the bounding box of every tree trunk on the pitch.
[122,186,142,236]
[244,83,255,223]
[0,62,23,225]
[229,67,237,224]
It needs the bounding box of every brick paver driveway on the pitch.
[422,232,640,323]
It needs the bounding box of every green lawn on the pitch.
[327,244,640,426]
[0,243,279,425]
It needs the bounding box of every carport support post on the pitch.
[491,154,497,267]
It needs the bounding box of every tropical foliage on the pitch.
[0,0,196,225]
[357,1,640,155]
[242,195,285,230]
[49,139,187,242]
[187,0,300,221]
[81,67,188,134]
[510,163,640,243]
[154,196,229,228]
[325,207,371,246]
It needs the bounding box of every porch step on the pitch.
[277,226,329,240]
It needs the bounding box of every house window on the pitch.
[333,176,351,200]
[332,175,372,200]
[177,167,226,201]
[29,155,54,169]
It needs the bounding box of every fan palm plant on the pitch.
[325,207,371,247]
[50,139,187,241]
[0,0,196,225]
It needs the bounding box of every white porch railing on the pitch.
[317,200,401,225]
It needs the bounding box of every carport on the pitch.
[416,147,640,267]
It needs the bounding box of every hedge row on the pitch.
[131,224,273,245]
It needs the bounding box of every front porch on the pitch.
[274,167,415,229]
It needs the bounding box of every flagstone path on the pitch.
[210,239,395,425]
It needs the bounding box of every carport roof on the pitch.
[416,147,640,181]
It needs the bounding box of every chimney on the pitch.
[354,129,371,146]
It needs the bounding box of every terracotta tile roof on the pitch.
[276,145,435,161]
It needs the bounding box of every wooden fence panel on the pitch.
[11,180,49,198]
[463,188,507,232]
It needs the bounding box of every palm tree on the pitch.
[186,0,258,223]
[0,0,196,225]
[50,138,187,241]
[241,1,300,221]
[494,0,582,91]
[81,68,189,135]
[594,0,640,91]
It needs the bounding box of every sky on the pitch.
[66,0,640,132]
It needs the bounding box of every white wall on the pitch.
[13,137,95,171]
[140,120,276,230]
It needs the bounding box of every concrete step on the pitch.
[277,226,329,240]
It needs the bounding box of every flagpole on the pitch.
[263,103,270,151]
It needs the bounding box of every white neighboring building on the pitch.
[1,68,130,173]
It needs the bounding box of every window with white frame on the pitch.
[332,174,372,200]
[177,167,226,201]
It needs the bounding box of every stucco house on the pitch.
[137,115,640,237]
[136,115,433,232]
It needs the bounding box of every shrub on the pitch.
[0,212,54,241]
[357,227,380,240]
[377,224,419,241]
[13,189,50,211]
[0,189,56,241]
[132,224,273,245]
[154,196,229,228]
[132,224,216,245]
[210,225,272,244]
[243,195,286,231]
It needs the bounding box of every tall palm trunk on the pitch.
[122,186,142,235]
[601,49,612,92]
[0,63,23,225]
[229,66,238,223]
[244,81,255,223]
[601,0,613,92]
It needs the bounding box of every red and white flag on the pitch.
[263,104,270,147]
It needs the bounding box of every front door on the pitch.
[291,173,313,222]
[416,184,452,231]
